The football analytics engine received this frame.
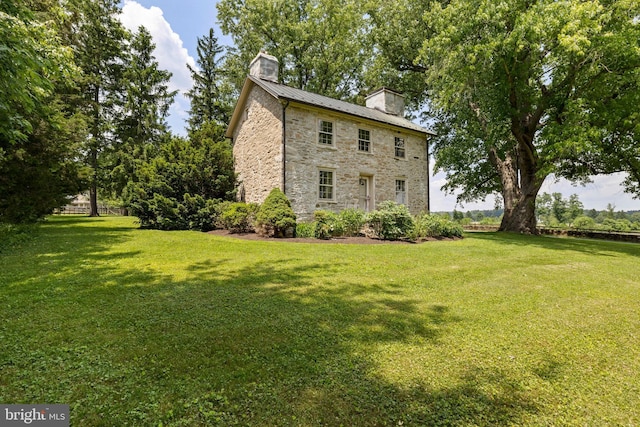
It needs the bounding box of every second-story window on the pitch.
[394,137,405,158]
[318,120,333,145]
[358,129,370,152]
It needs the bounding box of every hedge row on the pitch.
[297,201,463,241]
[132,188,462,241]
[131,188,297,237]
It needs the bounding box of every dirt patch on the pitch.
[207,229,458,244]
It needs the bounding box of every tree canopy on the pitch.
[186,28,234,132]
[217,0,374,100]
[371,0,640,232]
[0,0,85,222]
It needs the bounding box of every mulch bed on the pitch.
[208,229,458,244]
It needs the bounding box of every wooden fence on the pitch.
[53,206,122,215]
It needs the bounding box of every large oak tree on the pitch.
[373,0,640,233]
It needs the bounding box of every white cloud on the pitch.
[429,158,638,212]
[119,0,195,135]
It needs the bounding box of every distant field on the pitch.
[1,215,639,425]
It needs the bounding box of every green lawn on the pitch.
[1,216,639,426]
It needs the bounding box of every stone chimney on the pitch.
[365,88,405,116]
[249,51,279,83]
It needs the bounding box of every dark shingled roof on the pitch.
[247,75,434,135]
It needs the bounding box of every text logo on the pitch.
[1,405,69,427]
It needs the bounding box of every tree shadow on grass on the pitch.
[469,231,640,257]
[131,259,541,426]
[1,222,544,426]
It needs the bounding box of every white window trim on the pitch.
[318,168,337,202]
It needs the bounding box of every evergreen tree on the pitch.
[111,26,176,202]
[71,0,128,216]
[186,28,233,132]
[125,133,236,229]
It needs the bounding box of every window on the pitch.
[358,129,370,152]
[318,120,333,145]
[319,170,334,200]
[395,179,406,205]
[394,137,405,158]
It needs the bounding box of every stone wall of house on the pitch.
[284,104,429,221]
[231,84,283,204]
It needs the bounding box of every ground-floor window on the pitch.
[319,170,335,200]
[395,179,406,205]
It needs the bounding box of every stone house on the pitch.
[226,52,434,221]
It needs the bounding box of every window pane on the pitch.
[319,121,333,145]
[320,121,332,133]
[358,129,370,152]
[395,179,406,205]
[394,137,405,158]
[319,170,334,199]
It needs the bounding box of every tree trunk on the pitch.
[89,144,99,217]
[499,191,538,233]
[89,86,100,217]
[491,144,543,234]
[89,183,99,217]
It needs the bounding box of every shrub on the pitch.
[480,216,502,225]
[255,188,297,237]
[220,202,259,233]
[409,214,463,240]
[295,222,316,238]
[602,218,632,232]
[153,194,187,230]
[364,201,414,240]
[338,208,365,237]
[181,194,220,232]
[129,193,221,231]
[313,210,343,239]
[572,216,596,230]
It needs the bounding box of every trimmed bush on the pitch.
[153,194,187,230]
[255,188,297,237]
[364,201,414,240]
[220,202,259,233]
[180,194,220,232]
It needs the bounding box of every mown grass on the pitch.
[1,215,639,426]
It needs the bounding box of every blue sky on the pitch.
[118,0,638,212]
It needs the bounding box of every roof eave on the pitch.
[236,75,435,137]
[225,77,256,139]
